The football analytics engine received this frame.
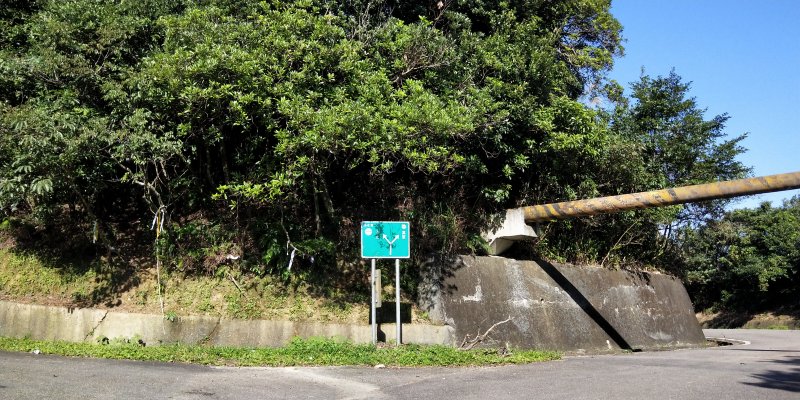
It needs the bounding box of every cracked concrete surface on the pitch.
[0,300,454,347]
[420,256,706,352]
[83,311,109,341]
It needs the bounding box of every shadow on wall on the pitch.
[535,258,636,351]
[743,356,800,392]
[416,254,465,312]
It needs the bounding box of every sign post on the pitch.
[370,259,377,344]
[395,258,400,345]
[361,221,410,345]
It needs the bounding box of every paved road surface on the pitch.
[1,329,798,399]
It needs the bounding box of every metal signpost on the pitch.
[360,221,410,345]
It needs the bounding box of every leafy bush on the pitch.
[680,197,800,311]
[0,0,750,295]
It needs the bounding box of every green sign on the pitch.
[360,221,410,259]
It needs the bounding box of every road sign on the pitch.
[360,221,410,259]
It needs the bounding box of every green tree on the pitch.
[616,71,750,224]
[11,1,745,277]
[536,71,749,266]
[0,0,186,244]
[117,0,625,268]
[680,197,800,311]
[2,0,771,309]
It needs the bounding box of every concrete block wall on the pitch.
[419,256,706,352]
[1,255,705,352]
[0,301,455,347]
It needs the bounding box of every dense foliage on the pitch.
[680,197,800,311]
[1,0,766,311]
[538,70,749,265]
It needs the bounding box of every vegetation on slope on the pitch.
[3,1,791,320]
[681,197,800,313]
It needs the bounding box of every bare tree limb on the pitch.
[459,316,512,350]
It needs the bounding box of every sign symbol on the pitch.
[360,221,410,259]
[383,234,399,255]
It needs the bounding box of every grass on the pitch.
[0,248,370,323]
[0,237,560,367]
[761,325,790,330]
[0,336,561,367]
[697,309,800,330]
[0,249,97,299]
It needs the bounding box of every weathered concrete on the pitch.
[419,256,706,352]
[1,256,704,352]
[0,301,454,347]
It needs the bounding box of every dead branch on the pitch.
[459,316,512,350]
[228,273,248,300]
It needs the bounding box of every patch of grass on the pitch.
[0,249,96,299]
[762,325,790,330]
[224,293,261,319]
[318,299,353,322]
[0,336,561,367]
[1,248,369,323]
[197,297,215,313]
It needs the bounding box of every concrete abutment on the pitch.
[418,256,706,352]
[1,256,704,352]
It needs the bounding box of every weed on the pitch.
[0,249,96,301]
[197,298,215,313]
[0,336,561,367]
[71,289,88,304]
[415,311,430,323]
[224,294,260,319]
[0,248,369,324]
[164,311,178,322]
[135,290,148,306]
[764,325,790,330]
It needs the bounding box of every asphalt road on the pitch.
[0,329,798,399]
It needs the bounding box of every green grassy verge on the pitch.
[760,325,791,330]
[0,247,370,323]
[0,336,560,367]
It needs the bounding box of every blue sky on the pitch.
[608,0,800,209]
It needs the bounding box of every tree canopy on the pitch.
[680,197,800,311]
[0,0,754,300]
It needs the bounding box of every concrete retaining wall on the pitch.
[419,256,706,352]
[0,301,454,347]
[1,256,705,352]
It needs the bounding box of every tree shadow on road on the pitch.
[743,356,800,393]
